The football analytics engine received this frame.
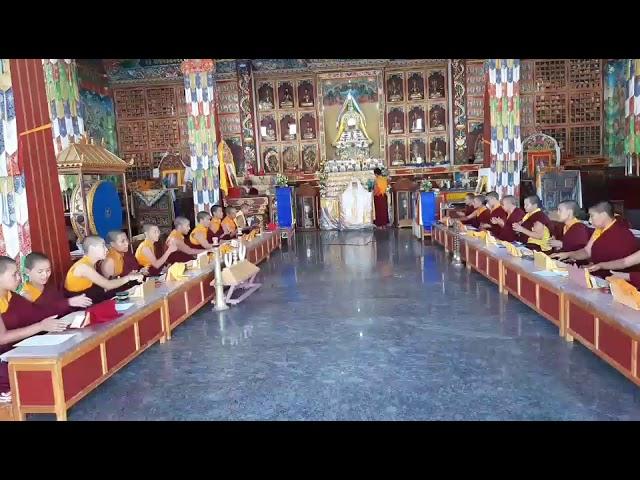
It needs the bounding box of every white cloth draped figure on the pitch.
[339,179,373,230]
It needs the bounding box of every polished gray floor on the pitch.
[49,229,640,420]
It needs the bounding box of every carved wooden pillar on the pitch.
[236,60,258,176]
[180,59,220,213]
[10,59,70,286]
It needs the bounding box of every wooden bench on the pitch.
[1,232,283,420]
[432,223,640,387]
[0,403,15,421]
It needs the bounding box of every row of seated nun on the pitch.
[0,215,216,403]
[455,193,640,286]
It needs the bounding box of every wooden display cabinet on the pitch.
[392,177,418,228]
[295,183,320,231]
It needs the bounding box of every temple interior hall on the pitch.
[1,59,640,421]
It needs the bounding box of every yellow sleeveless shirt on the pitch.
[135,239,155,268]
[65,256,94,292]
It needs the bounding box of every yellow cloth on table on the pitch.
[533,251,563,272]
[484,232,497,247]
[501,241,522,257]
[608,277,640,310]
[167,262,188,281]
[465,230,486,239]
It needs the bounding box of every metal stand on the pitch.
[452,222,463,267]
[212,247,229,311]
[225,273,262,305]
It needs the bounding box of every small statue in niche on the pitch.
[409,76,424,100]
[261,119,276,141]
[390,112,403,134]
[264,150,279,173]
[431,139,446,163]
[428,72,445,99]
[302,119,315,139]
[410,109,424,132]
[282,116,297,141]
[430,105,445,130]
[303,146,316,171]
[388,77,403,102]
[259,85,274,110]
[391,143,405,166]
[280,86,294,108]
[300,87,314,107]
[410,141,424,164]
[283,147,298,171]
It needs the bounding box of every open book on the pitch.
[59,311,90,329]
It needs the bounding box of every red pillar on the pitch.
[10,59,70,287]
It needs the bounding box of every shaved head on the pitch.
[142,224,158,234]
[473,194,486,206]
[107,230,126,245]
[589,201,614,218]
[558,200,580,217]
[24,252,49,270]
[486,191,499,201]
[525,195,542,208]
[82,235,106,253]
[197,211,212,223]
[174,216,190,228]
[502,195,517,207]
[0,256,16,275]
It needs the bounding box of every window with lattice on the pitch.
[114,89,147,119]
[540,127,568,154]
[117,121,148,151]
[148,119,181,149]
[570,125,601,156]
[569,91,601,123]
[568,59,601,89]
[146,87,178,117]
[535,60,566,90]
[535,93,567,124]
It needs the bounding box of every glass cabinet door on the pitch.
[397,191,410,221]
[297,196,316,229]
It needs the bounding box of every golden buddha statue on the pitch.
[429,75,444,98]
[410,111,424,132]
[430,107,445,130]
[332,93,373,160]
[300,87,314,107]
[303,146,316,171]
[391,143,404,166]
[390,114,403,134]
[280,86,294,108]
[262,121,276,141]
[303,120,315,140]
[388,78,403,102]
[259,87,274,110]
[283,147,298,171]
[411,142,423,164]
[409,77,423,100]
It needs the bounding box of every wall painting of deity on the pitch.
[262,145,280,174]
[302,144,318,172]
[282,144,300,172]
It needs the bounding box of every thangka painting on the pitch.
[317,70,385,166]
[0,60,31,261]
[79,90,118,154]
[604,60,626,167]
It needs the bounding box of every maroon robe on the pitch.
[517,210,551,251]
[0,293,53,392]
[374,194,389,227]
[590,220,640,279]
[34,283,75,318]
[629,272,640,290]
[122,251,140,276]
[497,208,525,242]
[464,205,474,216]
[558,222,591,252]
[486,206,508,237]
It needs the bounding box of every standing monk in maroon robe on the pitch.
[549,200,591,253]
[459,195,491,229]
[372,168,390,228]
[492,195,525,242]
[480,191,507,237]
[555,201,640,279]
[0,256,70,402]
[22,252,93,317]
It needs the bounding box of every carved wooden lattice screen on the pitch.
[113,84,190,181]
[519,59,603,159]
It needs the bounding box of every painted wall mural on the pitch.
[604,60,626,167]
[77,60,118,154]
[0,59,31,261]
[487,59,522,197]
[625,59,640,157]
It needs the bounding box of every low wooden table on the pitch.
[432,223,640,388]
[1,232,283,420]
